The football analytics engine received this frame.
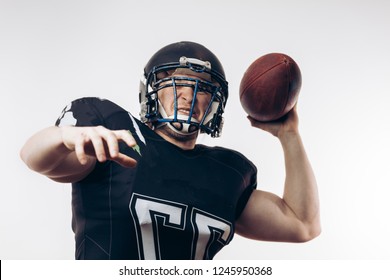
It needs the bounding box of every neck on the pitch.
[155,126,198,150]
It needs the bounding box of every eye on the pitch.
[198,82,216,94]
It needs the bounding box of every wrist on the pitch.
[59,125,77,152]
[278,129,301,146]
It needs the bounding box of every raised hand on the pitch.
[247,105,299,139]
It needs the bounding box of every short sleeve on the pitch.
[235,167,257,219]
[55,97,108,127]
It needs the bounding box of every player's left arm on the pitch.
[235,106,321,242]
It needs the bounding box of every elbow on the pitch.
[311,221,322,239]
[303,228,321,243]
[306,214,322,241]
[19,145,31,167]
[296,221,322,243]
[19,144,45,173]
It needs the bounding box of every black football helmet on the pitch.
[139,41,229,138]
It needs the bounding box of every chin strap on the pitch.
[157,103,199,135]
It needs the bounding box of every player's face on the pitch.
[157,73,212,123]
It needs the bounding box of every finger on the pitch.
[114,130,137,148]
[100,129,120,158]
[247,115,266,128]
[74,133,89,165]
[247,115,257,125]
[88,129,108,162]
[246,115,280,136]
[96,127,134,158]
[95,128,138,165]
[112,153,137,168]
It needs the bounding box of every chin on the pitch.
[158,124,199,142]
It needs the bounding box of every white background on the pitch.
[1,0,389,260]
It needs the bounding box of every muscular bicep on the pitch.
[45,152,96,183]
[235,190,311,242]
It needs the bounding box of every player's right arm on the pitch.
[20,125,137,183]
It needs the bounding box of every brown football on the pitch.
[239,53,302,121]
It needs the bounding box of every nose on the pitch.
[177,85,195,103]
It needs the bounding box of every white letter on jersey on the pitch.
[130,194,187,259]
[130,193,233,260]
[191,208,232,259]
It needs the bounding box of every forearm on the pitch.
[279,132,320,230]
[20,126,74,174]
[21,125,136,182]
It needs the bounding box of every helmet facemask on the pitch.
[140,56,227,138]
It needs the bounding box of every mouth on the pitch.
[174,108,202,123]
[177,107,198,117]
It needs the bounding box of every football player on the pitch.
[20,41,320,259]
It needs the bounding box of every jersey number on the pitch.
[129,193,233,259]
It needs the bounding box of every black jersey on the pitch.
[55,97,257,260]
